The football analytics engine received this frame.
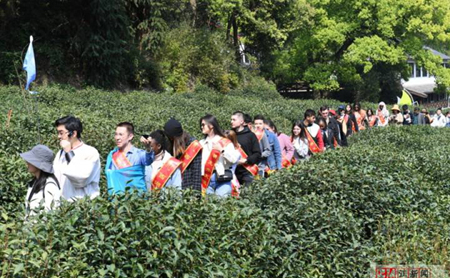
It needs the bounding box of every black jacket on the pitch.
[346,114,359,136]
[235,126,261,177]
[326,117,341,148]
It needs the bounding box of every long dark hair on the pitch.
[199,114,226,138]
[265,119,278,135]
[28,171,60,202]
[291,120,306,141]
[224,130,240,149]
[168,131,191,159]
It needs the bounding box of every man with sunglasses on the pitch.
[53,115,101,201]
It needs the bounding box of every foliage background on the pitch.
[1,0,450,102]
[1,86,449,277]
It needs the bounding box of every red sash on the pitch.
[151,157,182,190]
[180,140,202,173]
[281,155,291,168]
[355,111,366,131]
[231,179,240,198]
[291,157,297,165]
[377,111,386,125]
[238,148,259,176]
[254,130,264,142]
[112,150,132,169]
[201,138,231,196]
[305,127,321,154]
[369,116,377,127]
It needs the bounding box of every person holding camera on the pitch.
[389,105,404,126]
[199,114,240,197]
[53,116,101,201]
[402,105,414,126]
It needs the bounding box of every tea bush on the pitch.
[1,85,448,277]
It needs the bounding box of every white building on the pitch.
[402,47,449,107]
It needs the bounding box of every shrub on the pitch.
[1,85,449,277]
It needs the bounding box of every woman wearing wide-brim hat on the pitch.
[20,145,61,216]
[389,104,404,126]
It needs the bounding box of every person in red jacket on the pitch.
[302,109,324,154]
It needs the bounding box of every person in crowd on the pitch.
[335,106,348,147]
[303,109,324,153]
[224,129,242,197]
[345,104,359,135]
[254,115,282,174]
[199,115,240,197]
[422,108,432,125]
[231,111,261,185]
[446,111,450,127]
[367,109,378,127]
[353,103,367,131]
[318,106,341,148]
[389,105,404,125]
[105,122,154,195]
[253,115,272,176]
[290,120,310,162]
[431,108,447,127]
[402,105,414,126]
[164,118,202,191]
[21,145,60,217]
[413,107,421,125]
[376,102,389,127]
[265,119,294,168]
[317,118,332,150]
[243,113,253,131]
[53,116,100,201]
[144,130,182,193]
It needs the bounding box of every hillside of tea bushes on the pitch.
[1,85,449,277]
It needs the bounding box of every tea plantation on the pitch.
[1,85,449,277]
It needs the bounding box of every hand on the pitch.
[60,140,72,153]
[140,136,152,151]
[238,158,247,165]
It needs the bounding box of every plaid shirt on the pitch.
[181,136,202,191]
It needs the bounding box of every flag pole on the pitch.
[22,35,41,144]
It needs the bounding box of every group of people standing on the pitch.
[20,103,450,217]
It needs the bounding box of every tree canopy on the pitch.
[0,0,449,101]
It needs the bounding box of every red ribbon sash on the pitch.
[305,128,321,154]
[112,150,132,169]
[254,130,264,142]
[151,157,182,191]
[201,138,231,196]
[180,140,202,173]
[238,148,259,176]
[355,111,366,131]
[281,155,291,168]
[377,111,386,125]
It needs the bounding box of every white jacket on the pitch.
[292,137,309,159]
[200,135,240,176]
[54,143,101,201]
[26,177,61,216]
[431,114,447,127]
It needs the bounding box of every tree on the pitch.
[270,0,450,101]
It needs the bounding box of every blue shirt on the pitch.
[108,146,154,170]
[266,130,282,170]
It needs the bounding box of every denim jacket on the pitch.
[265,130,282,170]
